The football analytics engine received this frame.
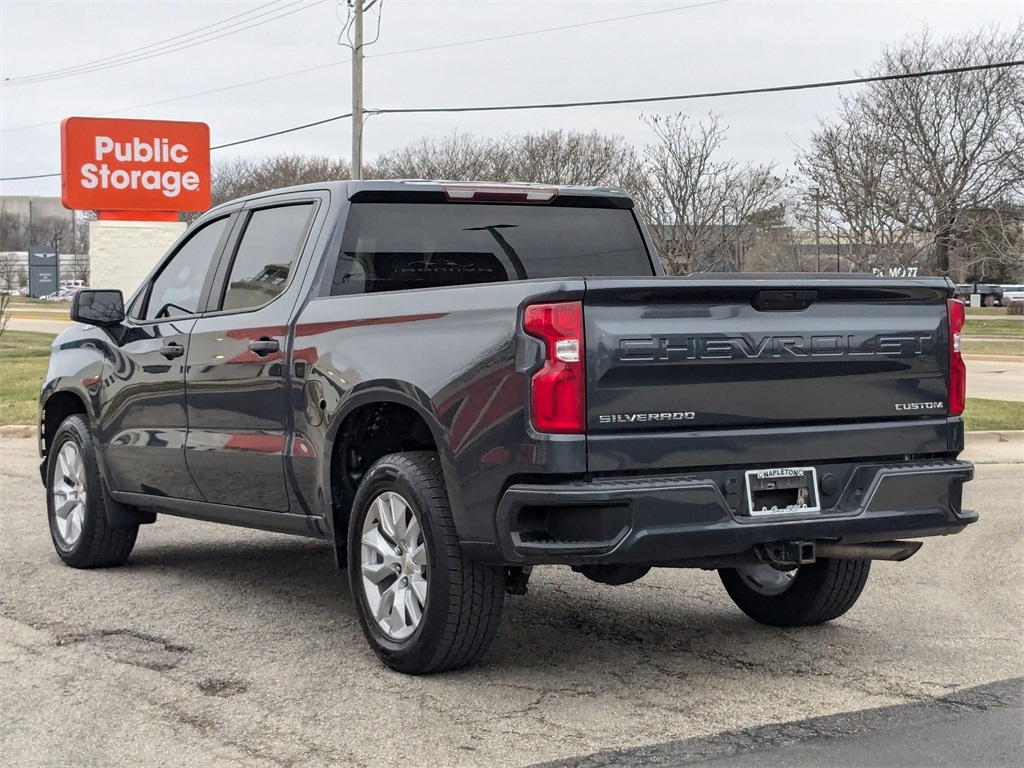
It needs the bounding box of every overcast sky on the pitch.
[1,0,1021,199]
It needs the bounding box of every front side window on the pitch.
[219,203,314,312]
[144,216,230,321]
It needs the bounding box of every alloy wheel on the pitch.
[52,441,87,548]
[359,491,428,641]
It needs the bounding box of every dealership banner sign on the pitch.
[61,116,211,216]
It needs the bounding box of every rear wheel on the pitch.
[347,451,505,674]
[46,415,138,568]
[719,558,870,626]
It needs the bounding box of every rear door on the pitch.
[184,194,322,511]
[101,213,234,499]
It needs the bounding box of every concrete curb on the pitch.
[964,430,1024,444]
[963,354,1024,363]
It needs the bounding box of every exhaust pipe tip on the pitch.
[816,540,923,562]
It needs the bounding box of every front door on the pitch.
[184,199,319,511]
[101,214,233,500]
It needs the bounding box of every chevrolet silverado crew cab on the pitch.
[39,181,975,674]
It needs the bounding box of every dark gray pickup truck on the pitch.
[39,180,975,674]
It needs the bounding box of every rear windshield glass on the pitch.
[330,202,652,295]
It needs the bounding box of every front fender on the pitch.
[38,327,117,473]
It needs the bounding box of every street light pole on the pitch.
[811,188,821,273]
[837,223,841,272]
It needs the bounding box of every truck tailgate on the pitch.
[585,276,953,437]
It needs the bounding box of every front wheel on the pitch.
[719,558,870,627]
[46,415,138,568]
[347,451,505,674]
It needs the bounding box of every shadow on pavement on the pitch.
[125,536,852,676]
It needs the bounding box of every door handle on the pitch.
[159,342,185,360]
[249,337,280,357]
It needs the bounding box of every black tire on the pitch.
[46,415,138,568]
[719,558,870,627]
[347,451,504,674]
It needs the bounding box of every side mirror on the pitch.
[71,289,125,327]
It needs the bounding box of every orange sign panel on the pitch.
[61,116,211,212]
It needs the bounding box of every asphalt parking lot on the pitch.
[1,436,1022,767]
[967,358,1024,401]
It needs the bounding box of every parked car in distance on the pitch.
[45,286,83,302]
[953,282,1004,306]
[998,285,1024,301]
[38,180,976,675]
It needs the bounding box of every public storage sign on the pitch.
[61,116,211,212]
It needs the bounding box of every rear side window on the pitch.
[330,203,652,296]
[219,203,315,312]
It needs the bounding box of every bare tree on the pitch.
[950,203,1024,282]
[0,210,28,252]
[76,210,95,254]
[34,216,73,252]
[505,130,638,186]
[368,129,639,187]
[799,24,1024,276]
[795,119,922,272]
[631,113,788,274]
[0,252,18,290]
[369,131,508,180]
[203,154,352,212]
[0,292,10,340]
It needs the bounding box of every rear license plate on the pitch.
[744,466,820,516]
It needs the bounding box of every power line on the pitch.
[0,112,358,180]
[372,60,1024,115]
[212,112,354,149]
[0,0,316,87]
[0,172,63,181]
[0,0,324,88]
[2,59,1021,183]
[1,1,286,84]
[1,60,347,135]
[366,0,730,61]
[1,0,729,133]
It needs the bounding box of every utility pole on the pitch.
[351,0,365,181]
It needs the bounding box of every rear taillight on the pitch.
[947,298,966,416]
[522,301,585,433]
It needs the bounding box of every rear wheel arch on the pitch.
[325,393,459,566]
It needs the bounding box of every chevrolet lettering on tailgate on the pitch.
[618,334,936,361]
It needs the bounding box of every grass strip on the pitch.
[0,331,52,426]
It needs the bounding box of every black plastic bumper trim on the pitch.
[495,459,975,565]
